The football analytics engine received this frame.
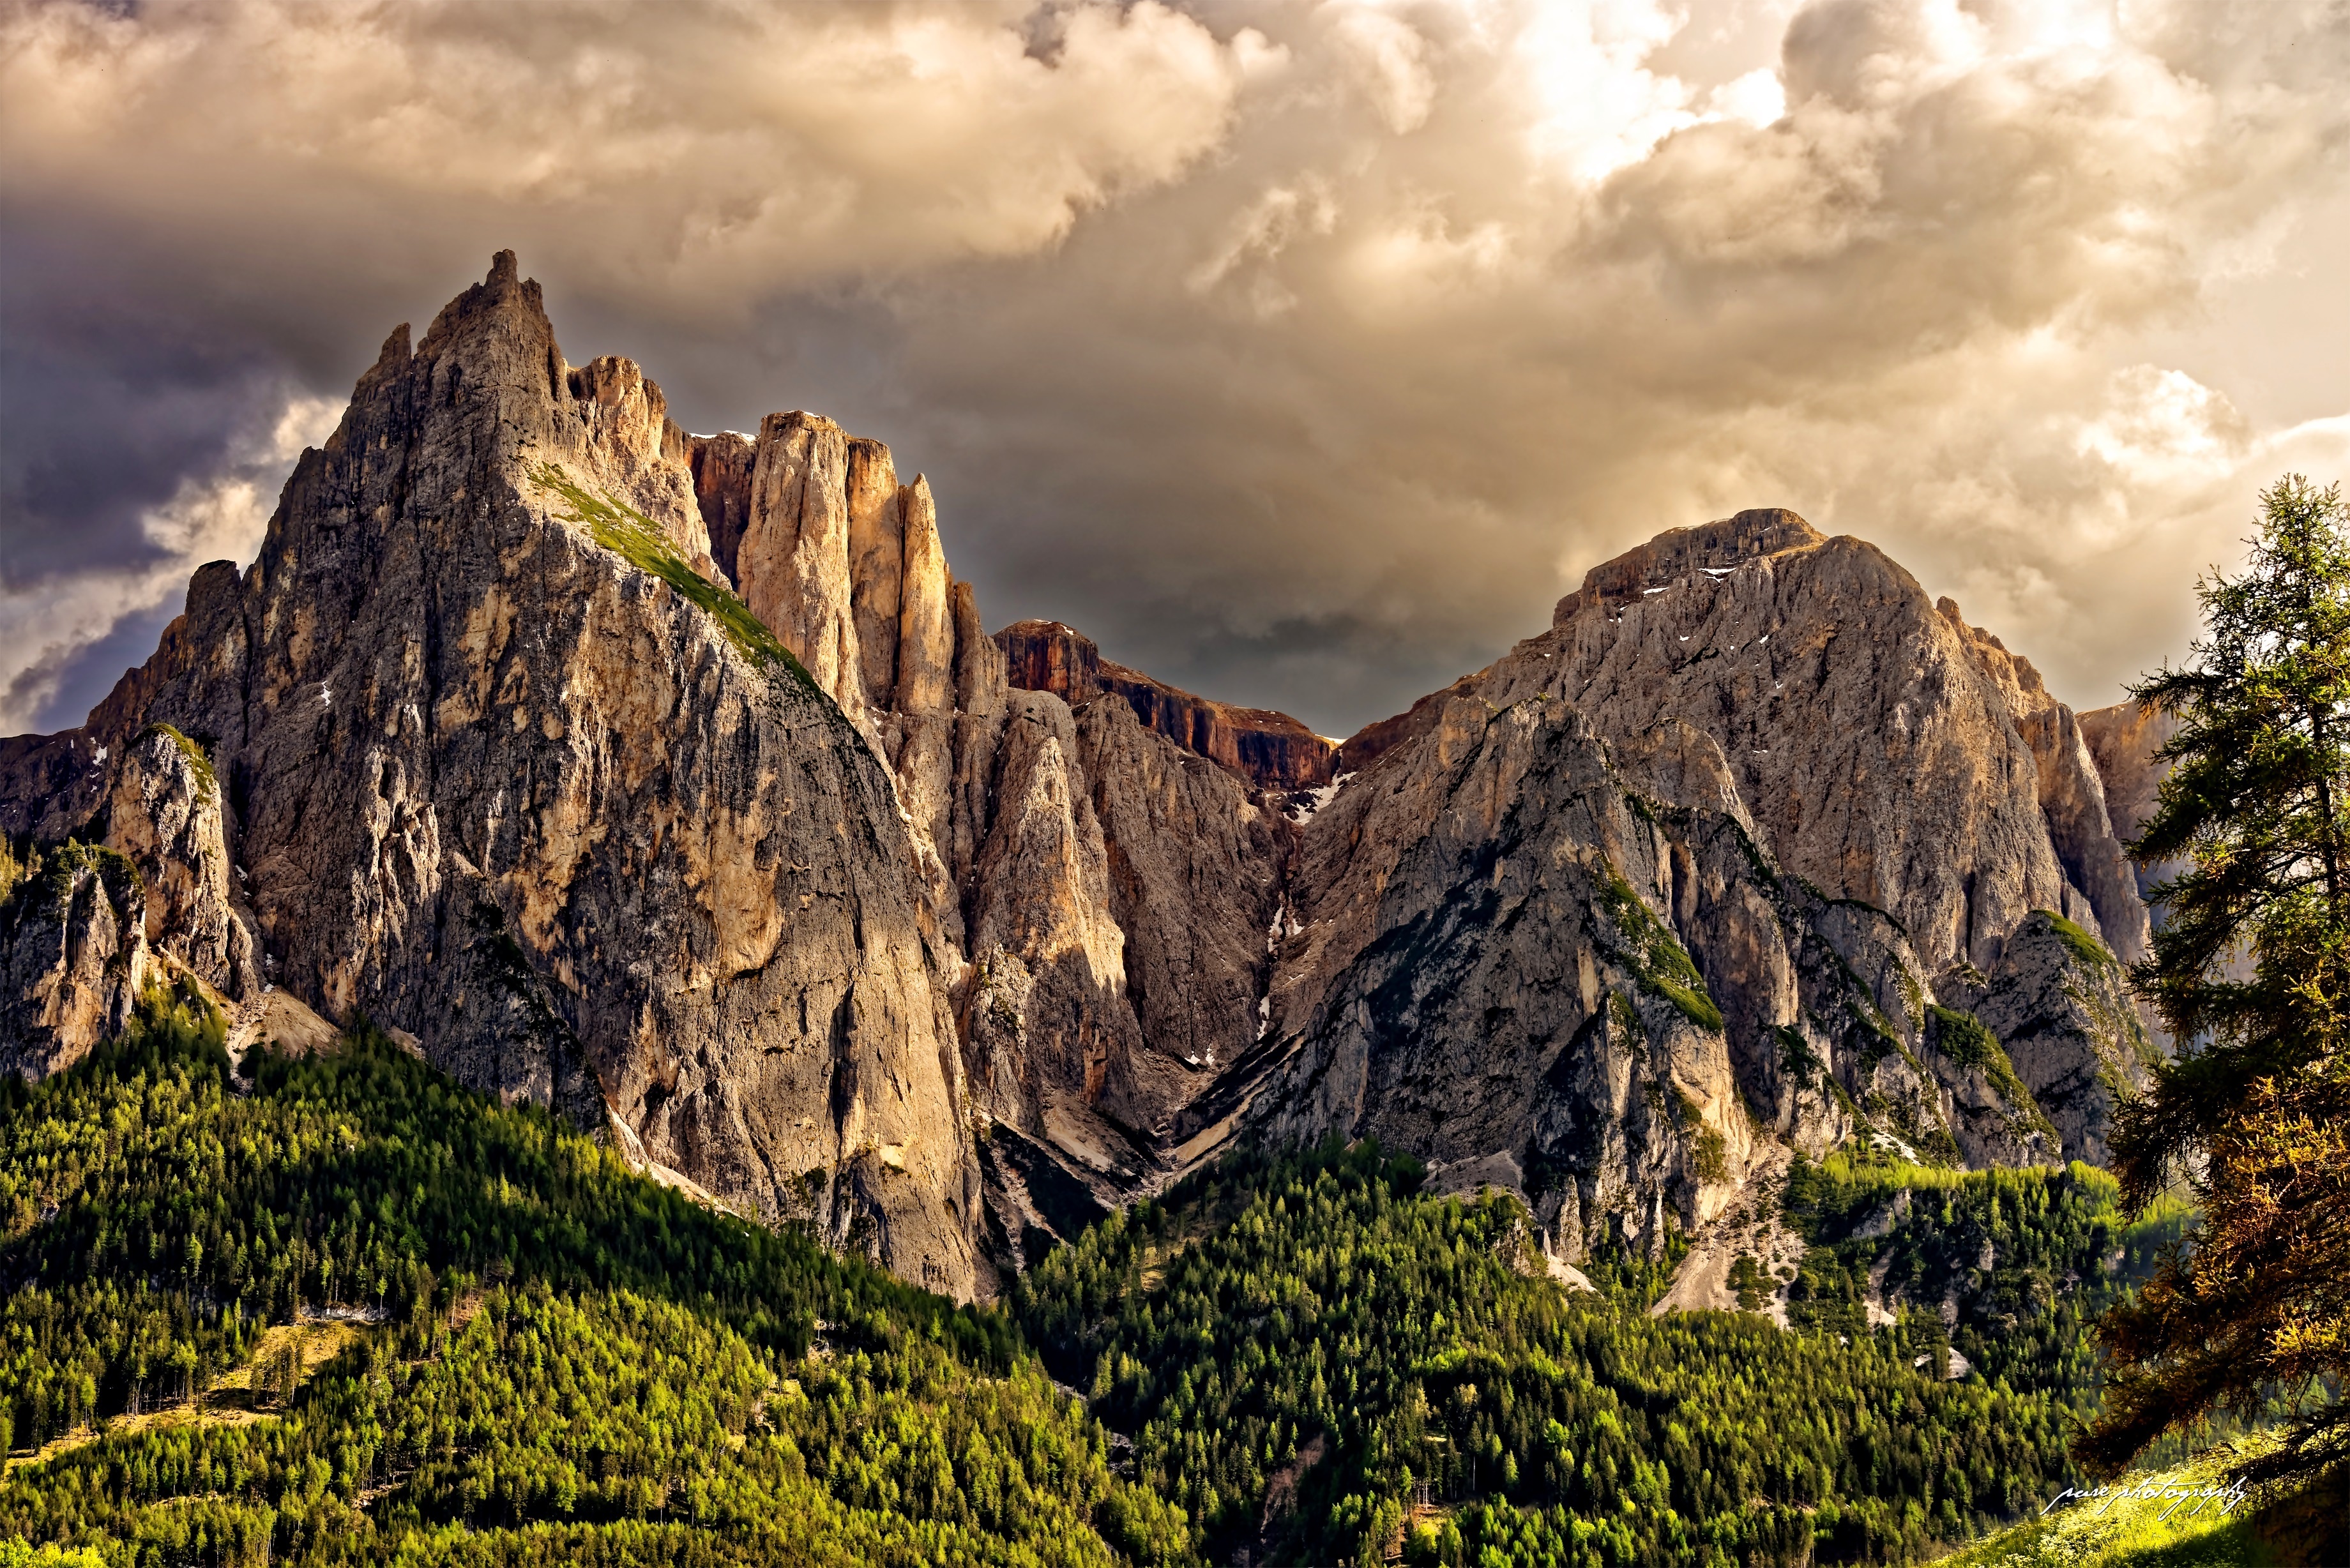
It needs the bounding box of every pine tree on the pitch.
[2082,474,2350,1507]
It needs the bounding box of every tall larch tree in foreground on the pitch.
[2081,475,2350,1515]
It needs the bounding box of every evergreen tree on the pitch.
[2083,474,2350,1509]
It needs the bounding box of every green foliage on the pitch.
[2040,913,2117,974]
[2097,474,2350,1493]
[0,989,1179,1567]
[1019,1141,2096,1566]
[1727,1255,1771,1313]
[1672,1090,1730,1184]
[1927,1006,2054,1139]
[529,465,818,696]
[1943,1445,2280,1568]
[10,841,142,913]
[1782,1152,2187,1419]
[1581,1225,1691,1309]
[1598,871,1725,1032]
[0,1544,108,1567]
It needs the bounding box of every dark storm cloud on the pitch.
[3,0,2347,739]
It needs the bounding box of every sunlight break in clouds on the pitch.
[2,0,2346,735]
[0,394,341,731]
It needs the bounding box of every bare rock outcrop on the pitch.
[1219,695,1794,1261]
[1207,508,2121,1272]
[0,841,147,1080]
[959,692,1154,1189]
[1514,509,2128,978]
[1939,600,2150,963]
[2079,700,2185,907]
[108,724,259,1000]
[997,619,1336,792]
[0,732,109,847]
[1943,910,2157,1165]
[687,430,756,587]
[1077,693,1294,1108]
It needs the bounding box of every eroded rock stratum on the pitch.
[2,259,2174,1298]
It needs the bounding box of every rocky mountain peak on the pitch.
[1553,506,1826,622]
[3,253,2182,1304]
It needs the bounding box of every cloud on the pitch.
[0,388,339,732]
[0,0,1263,305]
[3,0,2347,738]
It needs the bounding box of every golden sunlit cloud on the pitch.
[3,0,2346,733]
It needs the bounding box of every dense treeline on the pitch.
[1015,1142,2100,1567]
[0,976,1016,1452]
[0,983,1189,1567]
[1,981,2201,1567]
[1783,1151,2190,1415]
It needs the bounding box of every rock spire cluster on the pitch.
[1,257,2174,1298]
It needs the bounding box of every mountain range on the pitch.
[0,253,2176,1311]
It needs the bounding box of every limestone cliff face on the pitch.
[1939,602,2150,964]
[1215,506,2166,1258]
[1076,695,1293,1100]
[959,692,1151,1173]
[1232,697,1767,1258]
[0,842,147,1080]
[997,619,1336,792]
[1943,911,2158,1165]
[687,431,756,588]
[1528,510,2125,979]
[2079,700,2183,901]
[1211,684,2066,1260]
[7,255,982,1296]
[108,725,260,1001]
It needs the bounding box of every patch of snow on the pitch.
[318,682,333,707]
[93,746,107,765]
[1643,585,1673,596]
[1701,566,1737,578]
[1285,773,1351,823]
[1679,635,1690,642]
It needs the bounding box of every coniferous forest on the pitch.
[1,976,2219,1568]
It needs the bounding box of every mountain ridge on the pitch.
[1,254,2169,1308]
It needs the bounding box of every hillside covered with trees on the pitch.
[3,976,2201,1568]
[0,981,1188,1566]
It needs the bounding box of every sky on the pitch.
[3,0,2347,741]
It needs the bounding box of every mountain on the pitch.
[1,255,2171,1308]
